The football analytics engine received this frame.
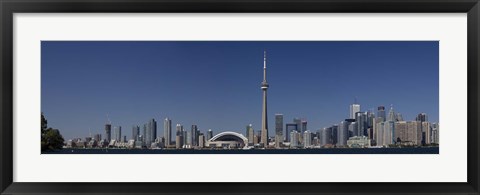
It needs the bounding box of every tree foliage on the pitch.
[41,113,65,151]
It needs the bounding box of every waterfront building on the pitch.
[290,130,299,148]
[275,134,282,148]
[164,118,172,146]
[422,122,431,145]
[321,127,332,147]
[303,130,312,148]
[431,123,439,144]
[198,134,205,148]
[246,124,254,145]
[394,121,407,144]
[275,114,283,141]
[407,121,422,145]
[338,120,350,147]
[376,122,385,146]
[260,51,269,146]
[384,121,395,145]
[176,135,182,149]
[347,136,371,148]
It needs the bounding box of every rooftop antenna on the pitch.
[354,97,358,104]
[89,128,92,138]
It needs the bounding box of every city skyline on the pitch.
[42,41,439,141]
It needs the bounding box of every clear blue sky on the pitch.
[41,41,439,140]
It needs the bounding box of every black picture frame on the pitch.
[1,0,479,194]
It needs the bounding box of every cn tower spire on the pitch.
[263,50,267,81]
[261,50,269,146]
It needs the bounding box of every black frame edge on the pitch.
[1,0,479,194]
[0,0,13,194]
[468,1,480,193]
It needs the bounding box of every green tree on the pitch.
[41,113,65,151]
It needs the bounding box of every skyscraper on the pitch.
[176,124,183,136]
[416,113,428,122]
[275,114,283,141]
[388,105,396,122]
[164,118,172,146]
[321,127,332,147]
[191,125,198,146]
[355,112,367,136]
[422,122,431,145]
[301,120,307,133]
[206,129,213,141]
[132,125,140,141]
[377,106,386,122]
[114,126,122,142]
[349,99,360,119]
[331,125,338,145]
[105,123,112,141]
[198,134,205,148]
[260,51,269,146]
[290,130,299,148]
[247,124,254,145]
[176,124,183,148]
[303,130,312,148]
[145,119,157,147]
[293,118,302,133]
[338,120,350,146]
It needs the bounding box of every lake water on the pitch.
[43,147,439,154]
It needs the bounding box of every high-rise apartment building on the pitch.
[191,125,198,146]
[164,118,172,146]
[275,114,283,141]
[303,130,312,148]
[105,123,112,141]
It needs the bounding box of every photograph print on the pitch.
[41,41,439,154]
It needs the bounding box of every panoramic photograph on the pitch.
[41,41,439,154]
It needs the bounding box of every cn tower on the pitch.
[260,51,269,146]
